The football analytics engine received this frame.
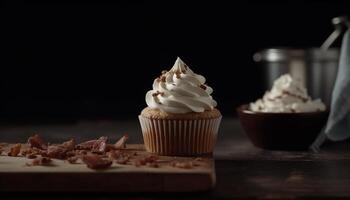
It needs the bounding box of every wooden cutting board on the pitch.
[0,144,215,192]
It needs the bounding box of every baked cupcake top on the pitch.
[145,57,217,114]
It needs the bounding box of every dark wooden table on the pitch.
[1,118,350,199]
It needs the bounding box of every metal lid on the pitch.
[253,48,339,62]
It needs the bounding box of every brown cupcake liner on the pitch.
[138,115,222,156]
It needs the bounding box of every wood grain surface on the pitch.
[1,118,350,199]
[0,144,215,192]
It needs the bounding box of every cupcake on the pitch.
[139,57,222,156]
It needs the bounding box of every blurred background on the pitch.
[2,0,350,122]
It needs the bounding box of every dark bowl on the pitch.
[237,104,329,151]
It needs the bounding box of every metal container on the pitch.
[253,48,339,106]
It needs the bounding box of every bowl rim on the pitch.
[237,104,329,116]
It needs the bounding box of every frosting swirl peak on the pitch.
[146,57,217,114]
[250,74,326,113]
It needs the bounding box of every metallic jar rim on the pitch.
[254,48,340,62]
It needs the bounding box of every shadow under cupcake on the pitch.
[139,57,222,156]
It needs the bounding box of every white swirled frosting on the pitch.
[250,74,326,113]
[145,57,217,114]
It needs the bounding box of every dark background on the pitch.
[2,0,350,121]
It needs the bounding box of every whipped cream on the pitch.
[250,74,326,113]
[146,57,217,114]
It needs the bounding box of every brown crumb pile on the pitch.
[2,134,208,170]
[8,144,21,157]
